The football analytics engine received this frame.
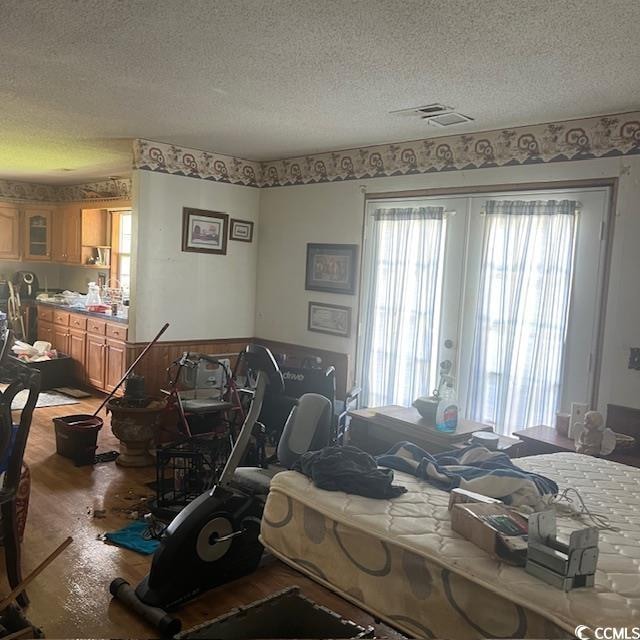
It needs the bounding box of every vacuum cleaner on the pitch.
[110,343,332,634]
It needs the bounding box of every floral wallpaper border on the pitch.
[132,138,261,187]
[134,111,640,188]
[0,178,132,203]
[5,112,639,201]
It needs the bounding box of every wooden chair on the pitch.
[0,331,40,606]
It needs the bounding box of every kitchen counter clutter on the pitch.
[36,299,128,324]
[37,302,128,394]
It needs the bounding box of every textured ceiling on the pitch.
[1,0,639,184]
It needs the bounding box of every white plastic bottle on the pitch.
[435,375,458,433]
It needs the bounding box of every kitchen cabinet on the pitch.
[86,319,127,393]
[37,307,54,344]
[52,206,82,264]
[36,304,127,392]
[52,325,70,355]
[105,338,126,392]
[0,205,21,260]
[69,328,87,382]
[23,208,53,261]
[37,321,54,344]
[86,333,106,390]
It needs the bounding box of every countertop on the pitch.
[36,300,128,325]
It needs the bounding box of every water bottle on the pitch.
[435,375,458,433]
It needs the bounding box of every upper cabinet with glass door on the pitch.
[23,208,53,261]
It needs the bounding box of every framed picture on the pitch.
[182,208,228,255]
[305,243,358,294]
[308,301,352,337]
[230,218,254,243]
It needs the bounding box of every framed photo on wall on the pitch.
[230,218,254,242]
[305,243,358,294]
[308,301,351,337]
[182,208,228,255]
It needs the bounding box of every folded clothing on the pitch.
[293,445,407,499]
[377,442,558,509]
[104,521,160,555]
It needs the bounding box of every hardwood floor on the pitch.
[5,395,401,638]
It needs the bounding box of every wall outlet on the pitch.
[629,348,640,370]
[569,402,589,439]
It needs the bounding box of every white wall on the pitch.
[256,156,640,413]
[0,260,62,290]
[131,170,260,342]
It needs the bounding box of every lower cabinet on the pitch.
[52,324,70,355]
[86,333,106,390]
[105,338,126,392]
[86,334,126,392]
[69,328,87,383]
[37,320,54,344]
[37,305,127,393]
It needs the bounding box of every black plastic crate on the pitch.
[14,354,73,390]
[151,433,232,520]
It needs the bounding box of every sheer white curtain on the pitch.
[359,207,446,407]
[466,200,578,434]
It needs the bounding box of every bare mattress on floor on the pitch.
[260,453,639,639]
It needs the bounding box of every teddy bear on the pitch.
[574,410,616,456]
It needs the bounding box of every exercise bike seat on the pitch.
[232,393,331,495]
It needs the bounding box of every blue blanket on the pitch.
[377,442,558,509]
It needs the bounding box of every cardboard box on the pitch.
[450,502,529,565]
[448,487,503,511]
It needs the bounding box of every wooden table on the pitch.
[346,405,522,456]
[514,424,640,468]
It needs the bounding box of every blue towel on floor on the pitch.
[104,521,160,555]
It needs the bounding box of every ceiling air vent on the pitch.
[391,103,452,117]
[390,104,474,127]
[425,112,474,127]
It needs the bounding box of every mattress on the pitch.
[261,453,640,639]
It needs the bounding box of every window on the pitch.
[358,206,446,407]
[112,211,132,294]
[466,200,578,431]
[358,188,609,435]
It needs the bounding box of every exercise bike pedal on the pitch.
[210,528,245,543]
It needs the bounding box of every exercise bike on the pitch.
[110,344,331,634]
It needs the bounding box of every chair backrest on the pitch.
[179,357,230,398]
[281,366,336,403]
[0,351,40,499]
[259,365,336,444]
[277,393,331,468]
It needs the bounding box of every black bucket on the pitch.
[53,414,103,466]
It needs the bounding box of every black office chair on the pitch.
[0,331,40,606]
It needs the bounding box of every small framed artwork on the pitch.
[182,208,228,255]
[230,218,254,242]
[305,243,358,294]
[308,301,351,338]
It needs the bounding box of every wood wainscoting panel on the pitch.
[125,336,351,400]
[125,337,252,397]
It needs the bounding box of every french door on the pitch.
[358,187,609,435]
